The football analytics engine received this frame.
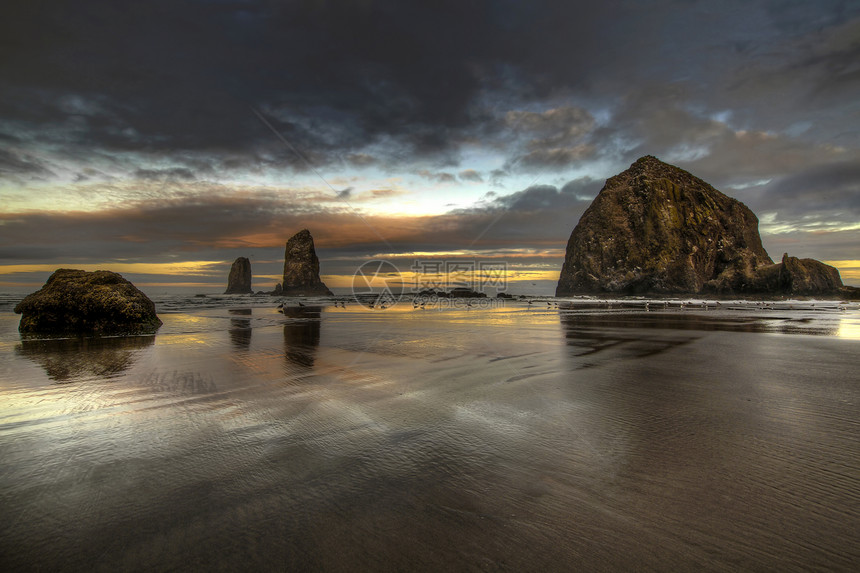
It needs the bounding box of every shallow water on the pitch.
[1,297,858,571]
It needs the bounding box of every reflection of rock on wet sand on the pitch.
[560,313,698,368]
[228,308,252,349]
[16,335,155,382]
[282,306,321,369]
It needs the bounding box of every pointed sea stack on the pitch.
[282,229,333,296]
[555,156,843,297]
[224,257,253,294]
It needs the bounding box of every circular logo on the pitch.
[351,260,403,308]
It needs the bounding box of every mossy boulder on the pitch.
[14,269,163,335]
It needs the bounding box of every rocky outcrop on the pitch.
[282,229,333,296]
[224,257,253,294]
[555,156,843,297]
[751,254,843,296]
[15,269,162,335]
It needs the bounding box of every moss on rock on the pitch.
[14,269,163,335]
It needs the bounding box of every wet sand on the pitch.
[1,300,858,571]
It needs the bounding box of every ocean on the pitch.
[1,294,858,571]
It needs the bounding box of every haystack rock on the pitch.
[224,257,252,294]
[282,229,333,296]
[555,156,842,296]
[15,269,162,335]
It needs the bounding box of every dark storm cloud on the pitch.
[0,148,55,179]
[757,162,860,217]
[494,179,597,213]
[5,0,853,174]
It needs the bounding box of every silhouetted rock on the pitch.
[224,257,253,294]
[448,287,486,298]
[15,269,162,335]
[556,156,843,297]
[282,230,333,296]
[752,253,844,296]
[842,286,860,300]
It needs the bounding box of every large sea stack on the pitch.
[15,269,162,335]
[556,156,843,297]
[224,257,252,294]
[282,229,333,296]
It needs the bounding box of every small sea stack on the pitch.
[14,269,162,335]
[282,229,333,296]
[224,257,253,294]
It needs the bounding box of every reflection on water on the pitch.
[559,309,843,336]
[282,306,321,369]
[15,335,155,382]
[561,313,697,368]
[2,300,858,572]
[228,308,253,350]
[838,315,860,340]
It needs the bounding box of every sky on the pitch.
[2,0,859,294]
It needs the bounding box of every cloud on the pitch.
[345,153,377,167]
[749,162,860,236]
[0,148,55,180]
[506,107,595,146]
[458,169,483,182]
[1,1,859,287]
[515,144,596,169]
[415,169,457,183]
[133,167,197,181]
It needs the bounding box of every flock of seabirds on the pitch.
[273,297,852,313]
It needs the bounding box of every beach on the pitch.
[1,296,858,571]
